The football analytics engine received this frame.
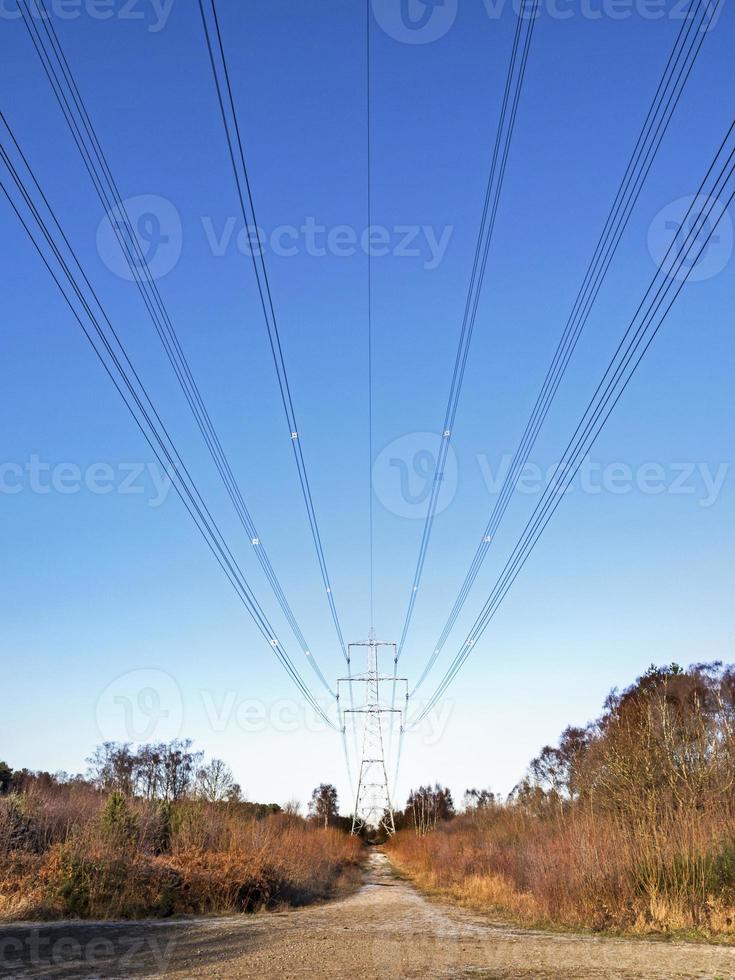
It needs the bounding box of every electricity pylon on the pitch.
[338,636,407,837]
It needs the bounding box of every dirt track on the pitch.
[2,851,735,978]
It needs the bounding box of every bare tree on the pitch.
[406,784,455,835]
[160,740,202,801]
[86,743,136,796]
[308,784,339,828]
[195,758,238,802]
[463,787,495,812]
[134,743,164,800]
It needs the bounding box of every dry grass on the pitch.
[389,811,735,938]
[390,664,735,941]
[0,786,362,920]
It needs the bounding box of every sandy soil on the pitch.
[2,850,734,978]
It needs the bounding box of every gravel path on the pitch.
[2,850,734,978]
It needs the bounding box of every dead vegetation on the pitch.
[0,754,361,921]
[389,662,735,939]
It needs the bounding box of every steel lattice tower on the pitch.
[339,636,407,837]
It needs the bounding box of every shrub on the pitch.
[100,791,138,846]
[0,795,361,921]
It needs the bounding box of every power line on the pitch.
[0,119,337,731]
[390,718,405,807]
[410,119,735,726]
[197,0,349,662]
[415,147,735,721]
[413,0,720,693]
[364,0,402,790]
[366,0,375,634]
[395,0,539,662]
[16,0,335,696]
[388,0,538,734]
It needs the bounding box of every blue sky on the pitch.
[1,0,733,811]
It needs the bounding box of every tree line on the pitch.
[387,661,735,936]
[2,747,353,830]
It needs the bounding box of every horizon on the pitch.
[2,0,734,814]
[1,654,722,818]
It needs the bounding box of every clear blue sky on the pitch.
[1,0,733,811]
